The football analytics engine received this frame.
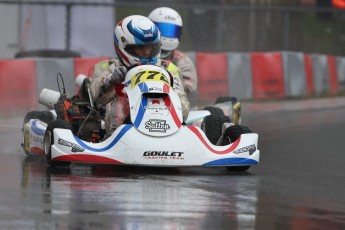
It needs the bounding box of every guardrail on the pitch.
[1,51,344,116]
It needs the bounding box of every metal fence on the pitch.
[1,0,345,59]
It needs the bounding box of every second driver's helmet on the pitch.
[148,7,183,59]
[114,15,161,67]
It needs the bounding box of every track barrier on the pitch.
[1,52,344,115]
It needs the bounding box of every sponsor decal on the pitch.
[165,15,176,21]
[233,144,256,155]
[143,151,184,160]
[58,138,85,153]
[145,99,169,116]
[144,32,153,38]
[32,135,43,145]
[149,87,162,91]
[145,119,170,132]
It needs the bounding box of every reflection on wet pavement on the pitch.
[19,156,259,229]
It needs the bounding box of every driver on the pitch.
[89,15,190,137]
[148,7,198,98]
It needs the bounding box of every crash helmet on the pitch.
[114,15,161,67]
[148,7,183,59]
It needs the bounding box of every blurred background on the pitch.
[1,0,345,59]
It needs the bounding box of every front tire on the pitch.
[222,125,252,172]
[44,120,73,166]
[201,115,230,145]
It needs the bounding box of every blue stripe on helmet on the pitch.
[155,22,182,39]
[127,20,159,43]
[114,33,119,45]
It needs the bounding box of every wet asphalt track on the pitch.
[1,98,345,229]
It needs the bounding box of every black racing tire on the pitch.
[15,49,81,59]
[44,120,73,166]
[203,106,224,116]
[201,115,230,145]
[222,125,252,172]
[226,165,251,172]
[23,111,54,125]
[215,96,238,104]
[221,125,252,145]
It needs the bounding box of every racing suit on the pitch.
[89,58,190,136]
[164,50,198,98]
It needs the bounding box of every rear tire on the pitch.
[201,115,230,145]
[222,125,252,172]
[44,120,73,166]
[203,106,224,116]
[23,111,54,126]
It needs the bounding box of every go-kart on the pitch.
[22,64,259,172]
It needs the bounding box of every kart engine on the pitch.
[54,95,103,142]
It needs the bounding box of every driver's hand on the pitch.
[103,66,127,87]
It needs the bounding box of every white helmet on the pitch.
[114,15,161,67]
[148,7,183,58]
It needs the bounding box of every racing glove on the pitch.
[103,66,127,88]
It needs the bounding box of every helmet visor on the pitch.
[155,22,182,39]
[125,42,161,59]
